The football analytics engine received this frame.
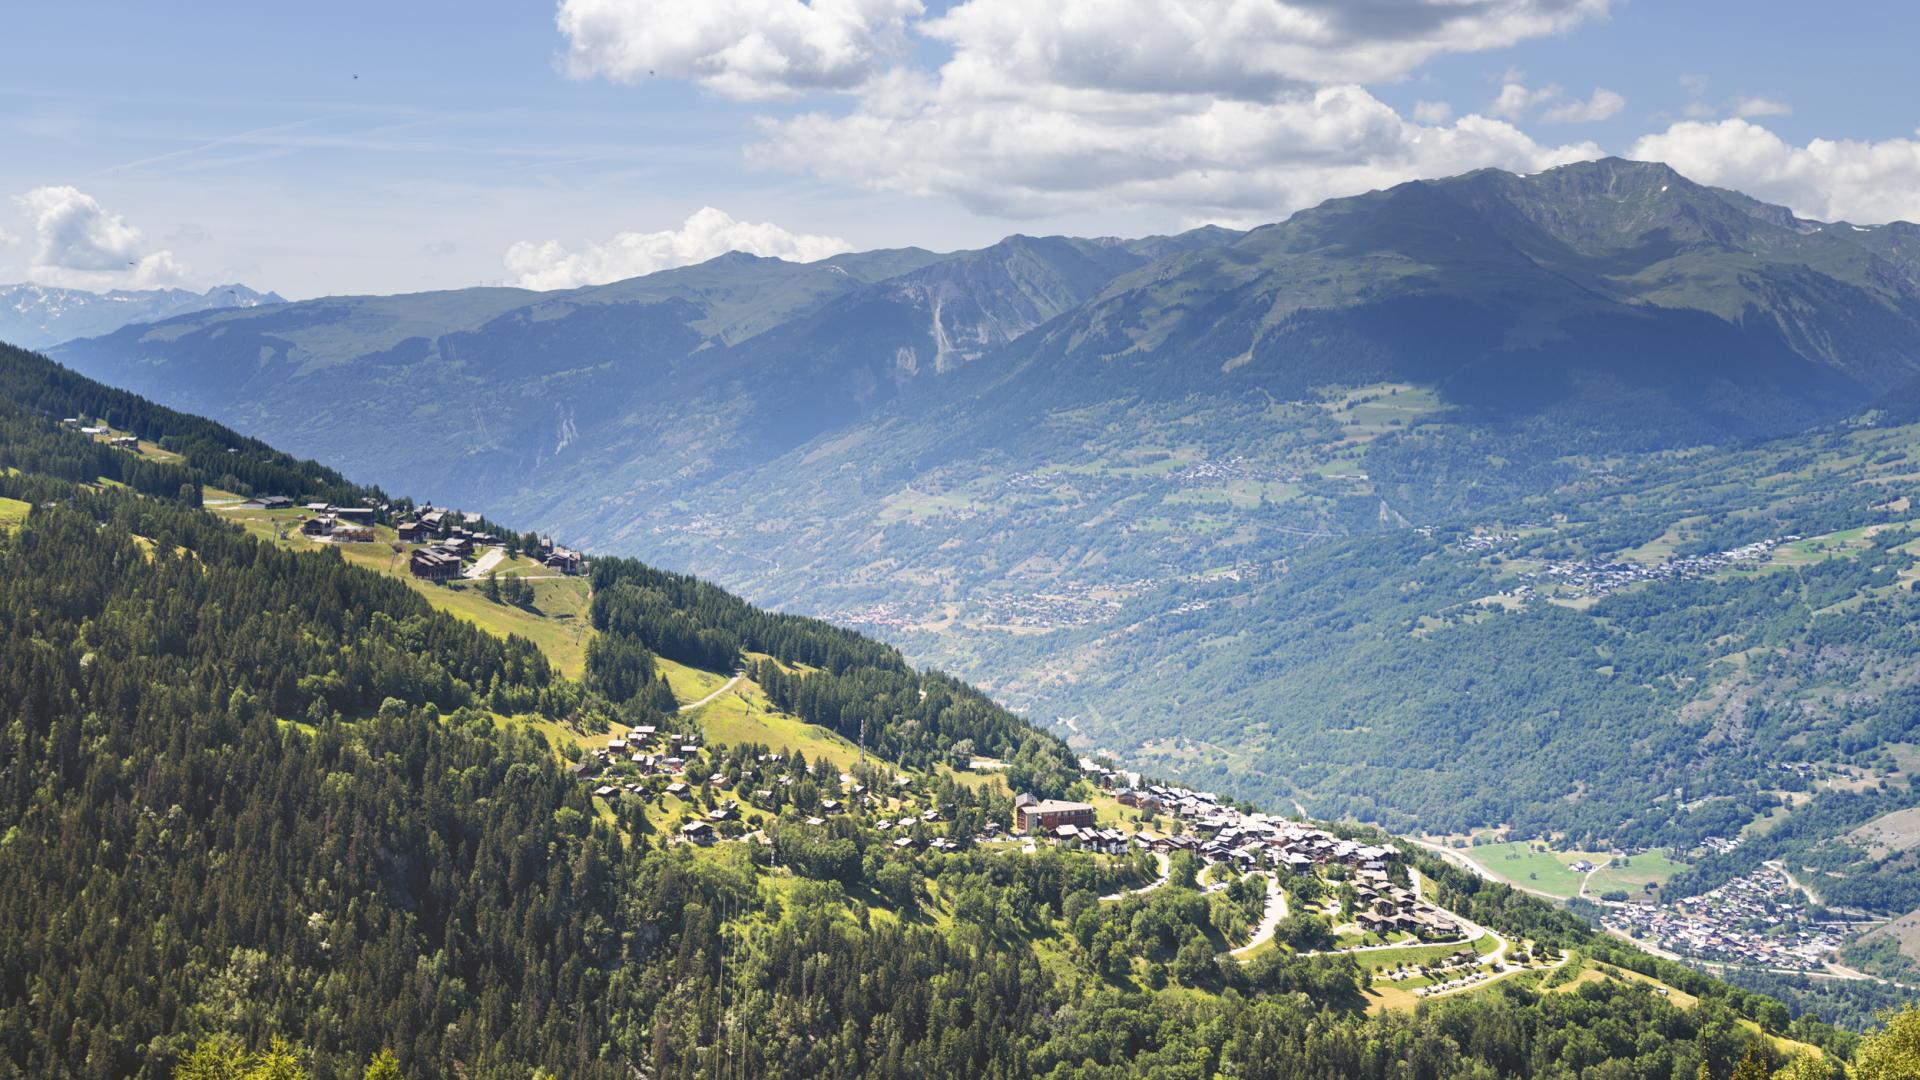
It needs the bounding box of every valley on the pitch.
[10,341,1876,1078]
[23,156,1920,1063]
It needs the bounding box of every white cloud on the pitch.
[1543,87,1623,123]
[1630,119,1920,224]
[920,0,1610,96]
[752,84,1602,221]
[556,0,923,100]
[503,206,853,289]
[737,0,1609,222]
[12,186,188,288]
[1412,100,1453,124]
[1732,96,1791,118]
[1489,80,1561,119]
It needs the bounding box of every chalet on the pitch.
[109,435,140,449]
[409,548,462,581]
[240,495,294,510]
[593,785,617,799]
[396,521,433,543]
[680,821,716,845]
[331,506,375,521]
[330,522,373,543]
[419,510,448,527]
[666,782,689,797]
[568,762,594,780]
[300,515,335,537]
[1014,795,1095,835]
[438,536,474,558]
[305,502,330,512]
[544,549,585,574]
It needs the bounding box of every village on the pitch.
[561,722,1540,999]
[231,493,588,580]
[1516,537,1793,600]
[1599,866,1847,973]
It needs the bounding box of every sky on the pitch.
[4,0,1919,300]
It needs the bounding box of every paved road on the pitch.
[678,673,745,713]
[1409,837,1567,903]
[1288,869,1510,966]
[1230,874,1290,957]
[463,547,506,579]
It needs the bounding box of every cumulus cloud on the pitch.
[919,0,1609,96]
[1412,100,1454,124]
[503,206,852,289]
[555,0,1611,223]
[1543,87,1624,123]
[1732,96,1791,118]
[1630,119,1920,224]
[1489,80,1561,119]
[741,0,1610,221]
[752,84,1601,221]
[12,186,187,288]
[556,0,922,99]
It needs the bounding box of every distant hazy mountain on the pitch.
[49,227,1240,504]
[0,282,282,349]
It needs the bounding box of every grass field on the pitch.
[685,677,865,770]
[1586,850,1689,899]
[0,496,28,531]
[206,497,597,676]
[1845,806,1920,859]
[1468,840,1604,900]
[658,657,731,704]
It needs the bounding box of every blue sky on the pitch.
[4,1,1918,298]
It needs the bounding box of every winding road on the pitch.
[1230,874,1291,957]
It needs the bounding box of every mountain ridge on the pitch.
[0,281,282,349]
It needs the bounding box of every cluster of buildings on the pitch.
[573,725,710,795]
[63,417,146,452]
[1600,867,1843,972]
[972,585,1127,631]
[298,503,377,543]
[1168,456,1296,488]
[396,507,585,580]
[1693,835,1746,858]
[1520,538,1791,600]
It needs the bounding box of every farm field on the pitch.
[1586,850,1690,899]
[1467,840,1605,900]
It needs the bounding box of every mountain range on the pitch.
[42,160,1920,934]
[1,281,281,348]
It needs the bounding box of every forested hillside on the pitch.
[5,346,1904,1077]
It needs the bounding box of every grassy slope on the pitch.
[208,496,595,677]
[197,485,1674,1020]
